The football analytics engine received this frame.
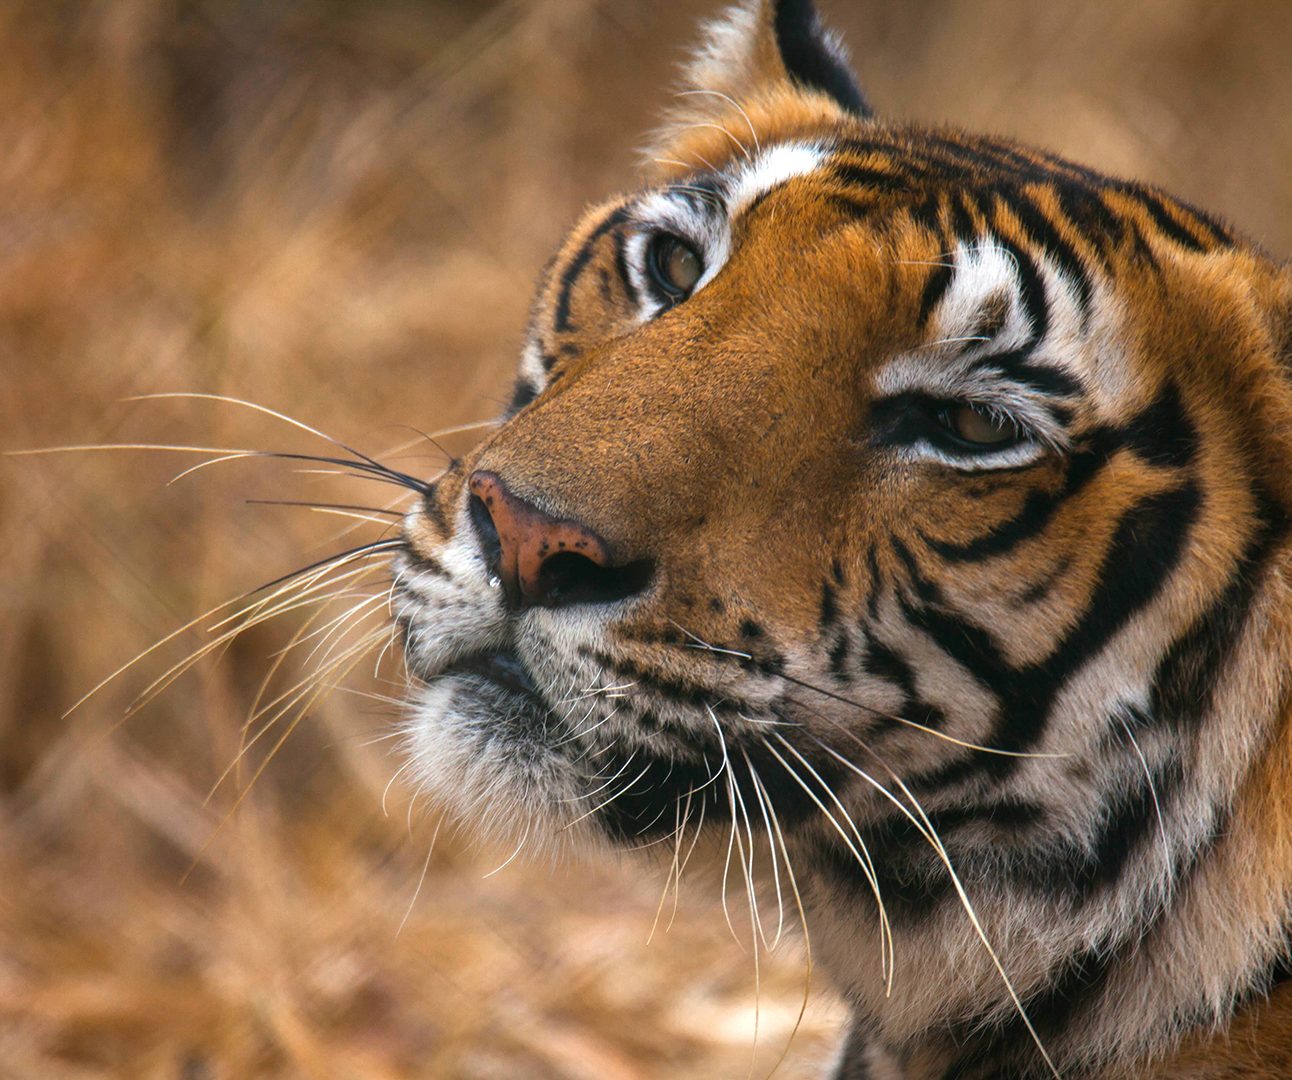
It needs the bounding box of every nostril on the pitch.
[535,551,655,607]
[468,494,502,579]
[466,469,652,609]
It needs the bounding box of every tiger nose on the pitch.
[466,471,652,609]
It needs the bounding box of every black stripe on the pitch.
[926,383,1196,563]
[507,378,538,415]
[916,261,954,327]
[553,205,629,332]
[908,192,943,233]
[592,731,846,842]
[1133,189,1208,253]
[908,480,1202,786]
[1053,182,1124,268]
[1006,189,1093,312]
[1123,381,1197,469]
[995,233,1049,342]
[925,448,1102,563]
[948,189,979,243]
[820,578,841,630]
[1016,553,1073,605]
[865,545,882,619]
[818,796,1045,921]
[612,226,640,308]
[828,632,851,682]
[582,648,758,716]
[860,637,948,732]
[1151,486,1288,733]
[832,161,912,193]
[968,347,1081,397]
[827,193,877,222]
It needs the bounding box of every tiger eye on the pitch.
[648,234,703,297]
[948,403,1016,446]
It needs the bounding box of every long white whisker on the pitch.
[887,768,1061,1080]
[741,747,785,949]
[676,89,761,155]
[481,819,531,878]
[396,817,443,939]
[762,734,893,993]
[1118,717,1170,883]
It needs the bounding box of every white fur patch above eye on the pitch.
[623,142,828,319]
[872,238,1091,465]
[927,242,1035,355]
[727,141,828,217]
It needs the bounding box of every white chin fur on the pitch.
[400,677,596,855]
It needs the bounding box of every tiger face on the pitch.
[393,2,1292,1077]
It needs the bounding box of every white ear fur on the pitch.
[646,0,868,166]
[682,1,781,105]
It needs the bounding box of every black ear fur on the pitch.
[772,0,871,117]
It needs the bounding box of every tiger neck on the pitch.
[823,539,1292,1079]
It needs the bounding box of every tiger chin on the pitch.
[391,2,1292,1077]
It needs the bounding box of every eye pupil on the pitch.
[648,234,703,299]
[947,404,1015,446]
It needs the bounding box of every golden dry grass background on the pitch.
[1,2,1289,1077]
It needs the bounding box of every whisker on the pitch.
[686,121,753,162]
[751,763,814,1077]
[675,88,761,154]
[213,626,391,795]
[481,819,531,878]
[804,720,1061,1078]
[130,391,433,495]
[240,539,402,602]
[886,769,1061,1079]
[648,792,693,945]
[246,498,404,517]
[182,636,386,884]
[762,733,894,992]
[396,818,443,939]
[740,746,785,949]
[560,761,653,831]
[670,624,1065,758]
[1117,717,1171,883]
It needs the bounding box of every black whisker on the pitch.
[247,539,403,599]
[253,451,431,494]
[387,424,461,471]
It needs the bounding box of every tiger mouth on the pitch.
[440,648,545,706]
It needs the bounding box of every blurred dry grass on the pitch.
[0,2,1288,1077]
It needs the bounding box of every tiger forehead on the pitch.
[652,125,1237,247]
[625,126,1237,261]
[525,123,1245,404]
[547,127,1241,322]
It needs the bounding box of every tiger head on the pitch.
[393,2,1292,1076]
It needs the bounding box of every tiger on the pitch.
[391,1,1292,1076]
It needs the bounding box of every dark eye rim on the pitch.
[866,391,1040,459]
[644,232,703,303]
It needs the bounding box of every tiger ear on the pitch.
[682,0,871,119]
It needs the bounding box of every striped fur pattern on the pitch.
[394,3,1292,1076]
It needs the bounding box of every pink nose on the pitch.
[467,471,613,608]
